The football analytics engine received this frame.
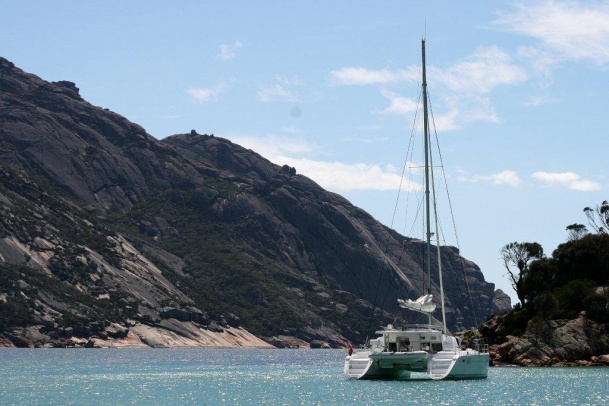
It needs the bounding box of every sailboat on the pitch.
[343,39,489,381]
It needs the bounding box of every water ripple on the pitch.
[0,349,607,405]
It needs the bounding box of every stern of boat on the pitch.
[427,351,489,380]
[344,353,373,379]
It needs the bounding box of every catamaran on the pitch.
[344,39,489,381]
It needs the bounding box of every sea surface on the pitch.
[0,348,607,405]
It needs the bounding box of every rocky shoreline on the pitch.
[484,315,609,367]
[0,321,349,349]
[0,322,274,349]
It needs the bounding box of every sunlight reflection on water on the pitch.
[0,349,607,405]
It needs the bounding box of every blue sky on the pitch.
[3,1,609,303]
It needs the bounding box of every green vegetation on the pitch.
[0,263,130,334]
[0,166,137,335]
[496,200,609,337]
[500,242,544,306]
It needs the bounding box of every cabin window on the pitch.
[398,337,411,352]
[388,342,397,352]
[432,343,443,352]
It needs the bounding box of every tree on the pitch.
[552,234,609,286]
[522,258,556,303]
[584,200,609,234]
[500,242,544,306]
[566,223,588,241]
[533,292,559,319]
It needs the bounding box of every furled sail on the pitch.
[397,294,436,314]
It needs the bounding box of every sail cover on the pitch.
[397,294,436,314]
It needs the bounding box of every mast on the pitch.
[422,39,432,325]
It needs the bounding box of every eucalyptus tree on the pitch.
[584,200,609,234]
[500,242,544,306]
[566,223,588,241]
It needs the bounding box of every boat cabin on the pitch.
[370,324,459,354]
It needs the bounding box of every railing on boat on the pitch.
[395,324,443,331]
[473,341,489,354]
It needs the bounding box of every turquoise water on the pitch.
[0,349,607,405]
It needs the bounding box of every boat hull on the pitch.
[345,351,489,381]
[427,351,489,380]
[442,353,489,380]
[345,351,428,380]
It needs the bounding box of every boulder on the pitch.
[310,340,331,349]
[9,335,34,348]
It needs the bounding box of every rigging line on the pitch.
[427,95,459,249]
[401,162,423,244]
[435,218,473,324]
[371,81,423,313]
[398,83,425,302]
[380,245,405,304]
[392,192,425,309]
[428,91,479,326]
[407,194,424,238]
[400,99,423,240]
[390,81,421,232]
[378,238,417,312]
[428,106,447,333]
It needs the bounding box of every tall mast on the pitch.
[422,38,432,325]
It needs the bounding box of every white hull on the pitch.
[345,350,489,381]
[427,351,489,380]
[345,350,428,380]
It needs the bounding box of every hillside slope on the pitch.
[0,56,509,347]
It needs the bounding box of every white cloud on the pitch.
[494,1,609,66]
[379,89,418,116]
[523,95,559,106]
[431,106,461,133]
[258,84,299,102]
[532,171,602,191]
[517,45,556,84]
[225,133,418,193]
[458,170,522,186]
[276,76,304,86]
[490,170,522,186]
[258,77,303,103]
[217,41,243,61]
[229,134,315,159]
[186,84,226,102]
[332,46,523,131]
[432,46,528,94]
[458,170,602,191]
[330,66,419,85]
[333,46,526,93]
[437,95,499,131]
[281,158,417,193]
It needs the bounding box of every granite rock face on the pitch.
[485,315,609,366]
[0,56,509,347]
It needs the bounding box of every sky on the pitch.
[2,1,609,304]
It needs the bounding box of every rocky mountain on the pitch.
[0,56,510,348]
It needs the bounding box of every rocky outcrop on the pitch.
[492,289,512,314]
[486,315,609,366]
[265,336,311,349]
[3,322,273,348]
[0,56,508,347]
